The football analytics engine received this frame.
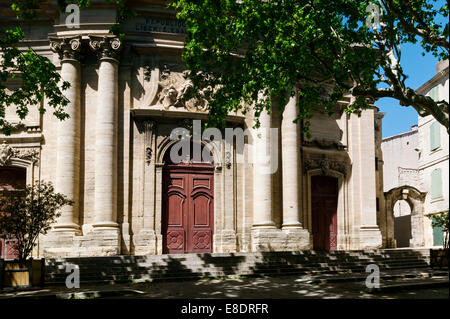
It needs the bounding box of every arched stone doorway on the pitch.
[384,186,427,248]
[393,199,412,247]
[161,142,214,254]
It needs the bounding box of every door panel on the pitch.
[311,176,338,251]
[162,168,214,254]
[189,173,214,253]
[167,193,185,226]
[163,173,188,254]
[192,195,210,226]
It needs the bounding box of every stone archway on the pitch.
[384,186,427,248]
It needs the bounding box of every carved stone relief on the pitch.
[303,154,350,177]
[0,141,39,166]
[142,63,209,112]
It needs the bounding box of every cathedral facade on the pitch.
[0,1,385,258]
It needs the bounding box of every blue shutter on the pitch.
[431,169,443,199]
[433,223,444,246]
[430,121,441,151]
[428,86,439,102]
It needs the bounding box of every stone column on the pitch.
[349,108,382,249]
[89,36,122,230]
[281,93,302,229]
[252,110,276,228]
[50,36,82,232]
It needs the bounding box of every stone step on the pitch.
[45,265,434,287]
[45,263,429,280]
[44,258,429,274]
[45,254,429,266]
[44,249,430,262]
[45,262,430,281]
[43,249,433,286]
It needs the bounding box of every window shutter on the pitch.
[428,86,439,102]
[430,121,441,151]
[431,168,443,199]
[433,223,444,246]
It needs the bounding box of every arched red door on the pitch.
[162,144,214,254]
[311,175,338,250]
[0,166,26,260]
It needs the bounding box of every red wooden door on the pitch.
[163,166,214,254]
[0,166,26,260]
[311,176,338,250]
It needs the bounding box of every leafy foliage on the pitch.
[1,0,136,135]
[0,27,70,135]
[0,181,73,261]
[171,0,449,132]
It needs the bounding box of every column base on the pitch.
[42,227,120,257]
[52,223,81,234]
[214,230,237,253]
[281,222,303,229]
[359,226,382,249]
[133,229,159,255]
[251,227,310,252]
[92,221,119,231]
[252,221,277,229]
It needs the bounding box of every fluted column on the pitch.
[89,36,122,230]
[253,110,276,228]
[281,92,302,229]
[50,36,82,232]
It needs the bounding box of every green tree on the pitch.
[171,0,449,132]
[0,181,73,261]
[1,0,135,135]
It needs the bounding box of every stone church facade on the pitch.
[0,1,385,258]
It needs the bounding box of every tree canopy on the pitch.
[0,181,73,260]
[0,0,132,135]
[172,0,449,132]
[1,1,448,135]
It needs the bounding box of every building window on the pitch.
[430,121,441,151]
[431,168,443,199]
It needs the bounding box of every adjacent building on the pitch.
[416,60,449,247]
[381,60,449,248]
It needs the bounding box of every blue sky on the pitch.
[376,0,446,138]
[376,43,440,139]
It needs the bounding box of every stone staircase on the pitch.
[44,248,432,286]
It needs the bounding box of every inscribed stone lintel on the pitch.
[303,154,350,176]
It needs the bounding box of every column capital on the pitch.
[49,36,82,62]
[89,35,122,62]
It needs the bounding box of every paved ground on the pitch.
[1,272,448,299]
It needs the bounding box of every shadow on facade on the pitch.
[44,249,431,287]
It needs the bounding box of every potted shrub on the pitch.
[0,181,73,289]
[428,211,449,269]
